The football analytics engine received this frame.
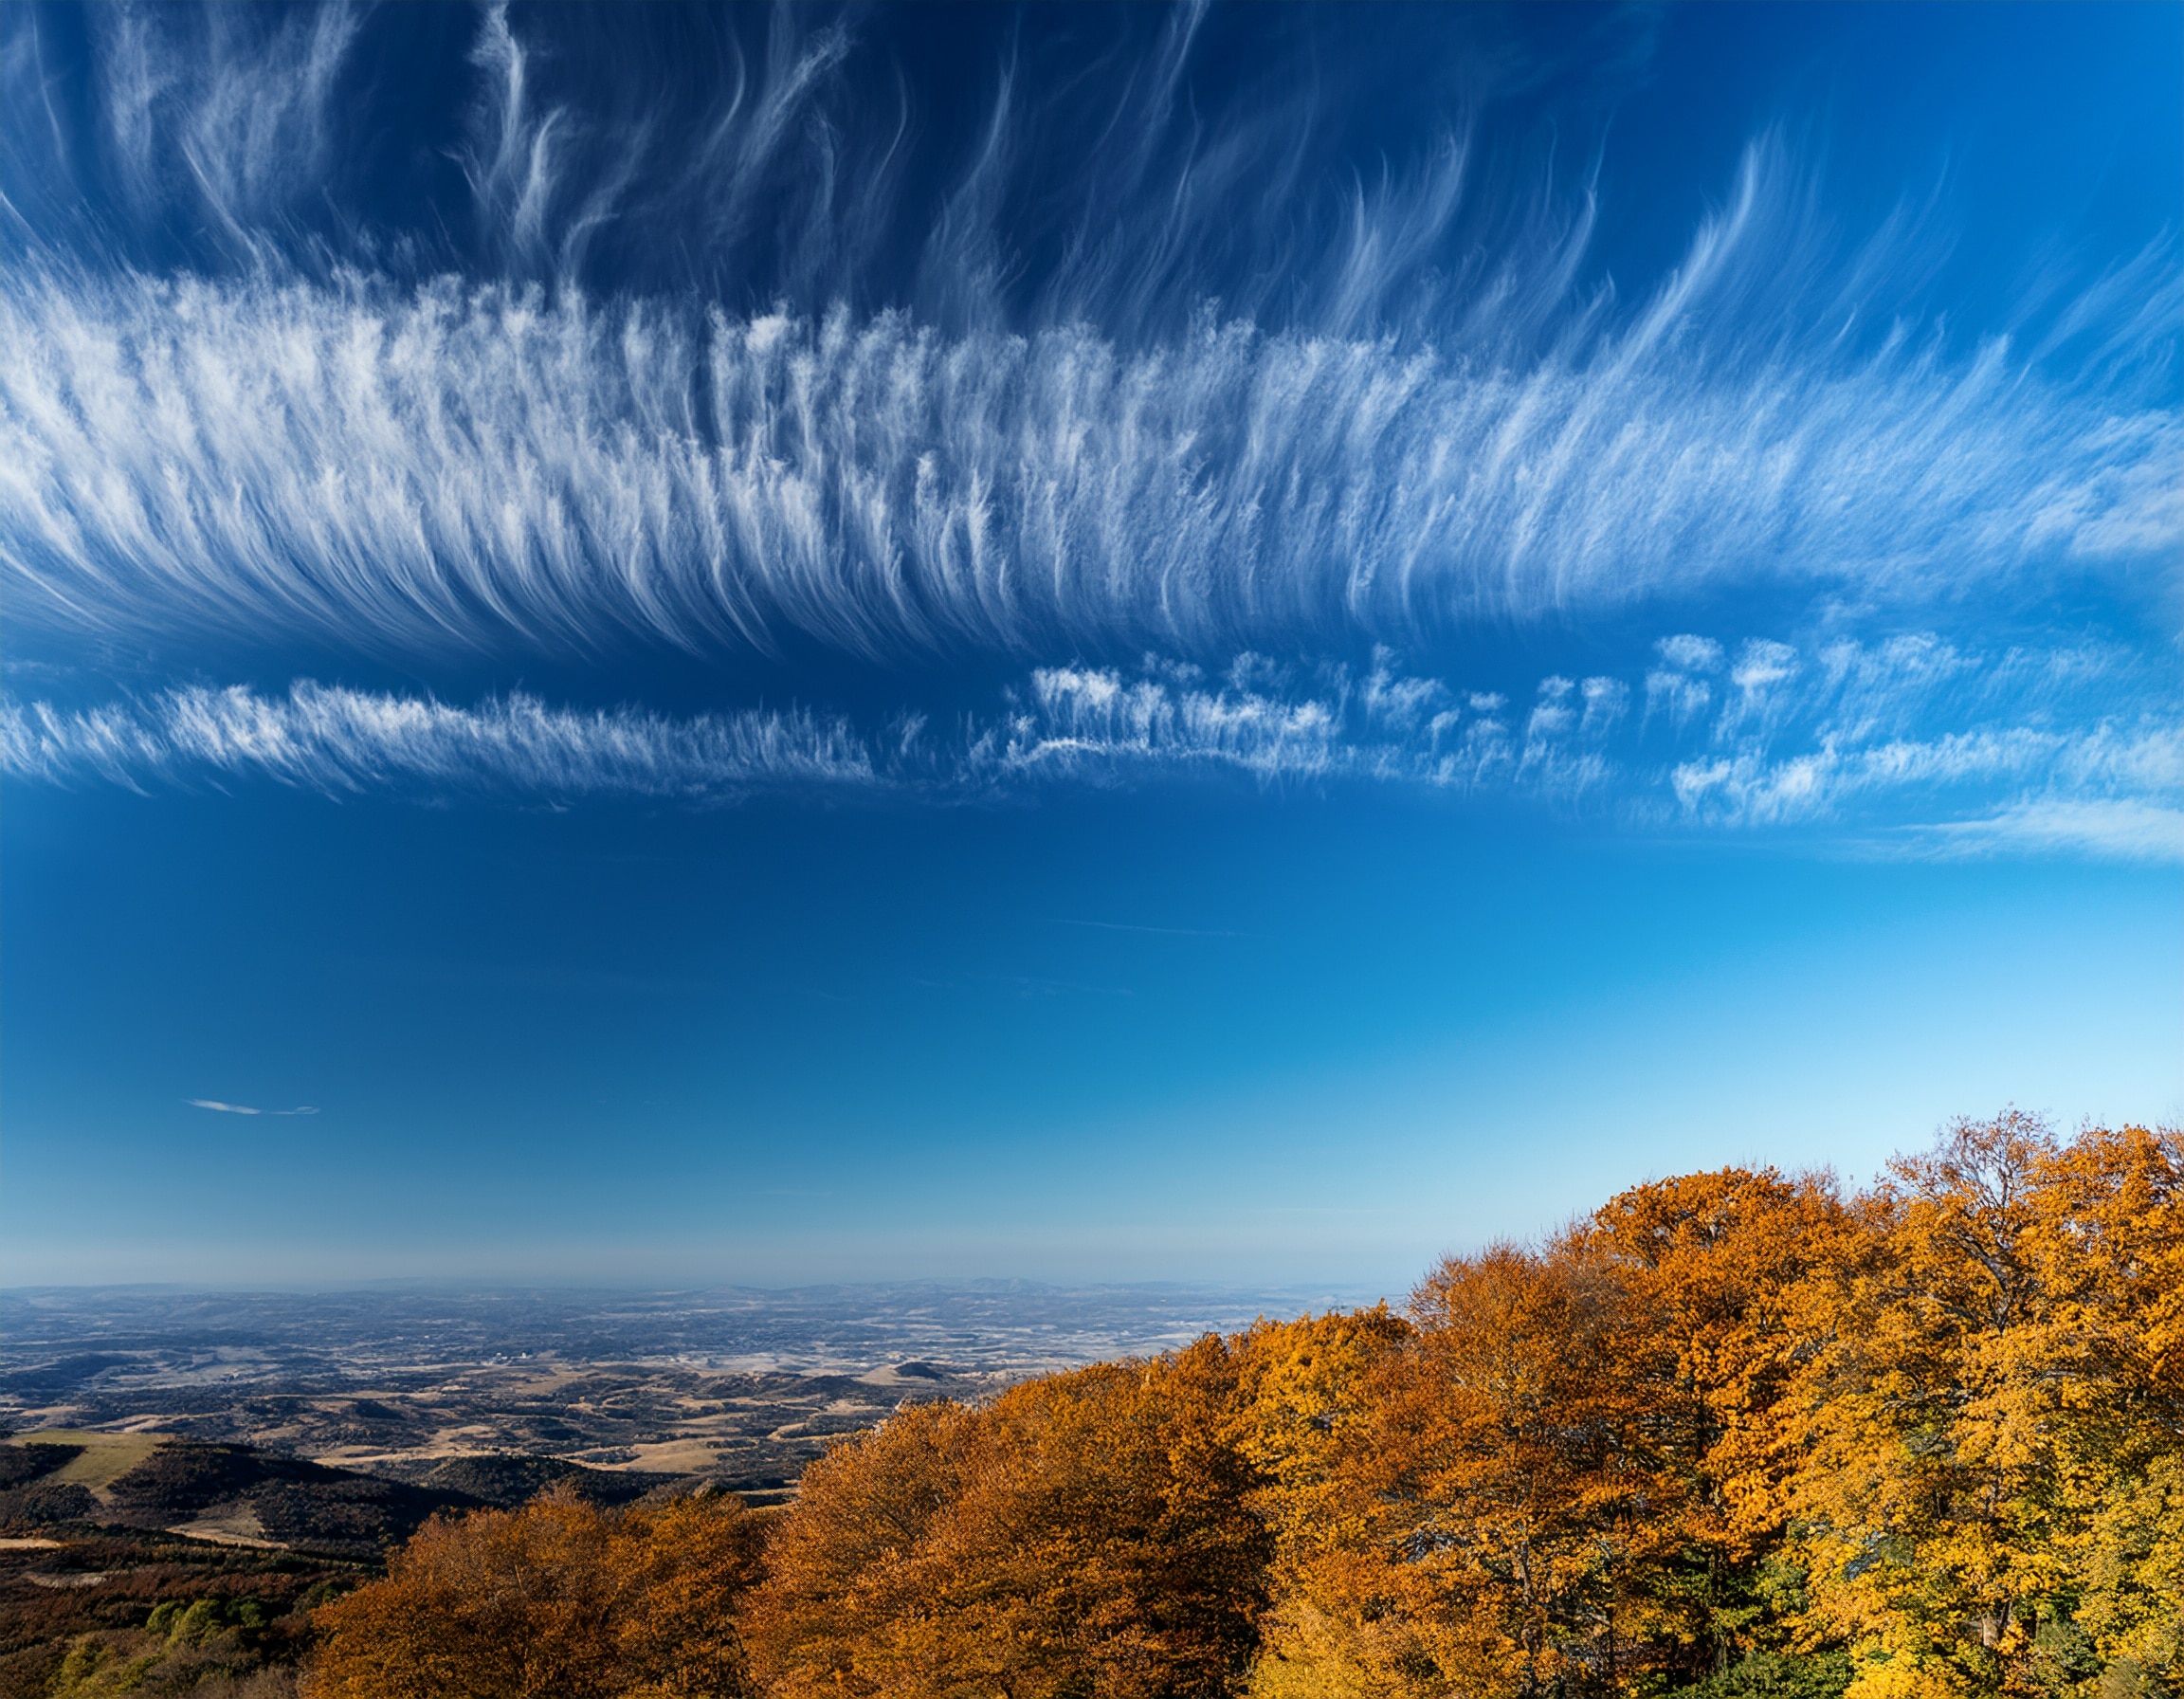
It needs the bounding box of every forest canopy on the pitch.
[305,1114,2180,1699]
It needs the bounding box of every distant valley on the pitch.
[0,1282,1370,1507]
[0,1281,1369,1693]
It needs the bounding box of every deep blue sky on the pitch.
[3,2,2177,1288]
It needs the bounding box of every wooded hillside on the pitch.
[306,1112,2181,1699]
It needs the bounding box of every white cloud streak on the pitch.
[3,682,877,801]
[1,195,2173,666]
[188,1100,319,1116]
[1902,799,2184,864]
[92,3,362,248]
[9,637,2175,859]
[16,2,1569,338]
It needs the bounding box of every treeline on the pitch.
[306,1113,2179,1699]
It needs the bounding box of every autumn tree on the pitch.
[1398,1239,1702,1694]
[1243,1172,1859,1698]
[613,1493,774,1697]
[1582,1165,1857,1682]
[1790,1112,2183,1699]
[2025,1122,2184,1692]
[1237,1242,1695,1697]
[743,1340,1272,1699]
[1231,1306,1416,1698]
[736,1398,985,1696]
[306,1489,763,1699]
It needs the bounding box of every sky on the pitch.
[2,1,2177,1291]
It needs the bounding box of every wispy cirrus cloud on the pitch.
[8,5,2172,681]
[973,656,1618,798]
[1898,798,2184,864]
[189,1099,319,1116]
[4,9,2175,674]
[9,637,2175,858]
[1,237,2171,667]
[1,3,2172,868]
[9,3,1592,329]
[104,3,360,246]
[2,682,877,801]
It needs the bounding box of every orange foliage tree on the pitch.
[1582,1165,1857,1677]
[1282,1240,1691,1696]
[2027,1122,2184,1690]
[741,1337,1270,1699]
[1792,1114,2183,1699]
[306,1489,763,1699]
[1230,1306,1417,1696]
